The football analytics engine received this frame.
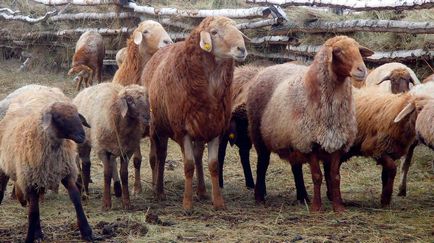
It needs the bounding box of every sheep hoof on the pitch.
[113,181,122,198]
[212,199,226,210]
[133,184,142,195]
[254,193,266,204]
[397,188,407,197]
[333,203,346,213]
[246,184,255,190]
[102,201,112,211]
[122,200,131,210]
[154,192,166,201]
[183,199,193,212]
[196,190,209,201]
[310,204,323,213]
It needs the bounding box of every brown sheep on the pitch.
[246,36,373,212]
[141,16,247,211]
[68,31,105,91]
[73,83,149,210]
[335,88,430,206]
[0,85,93,242]
[218,64,266,189]
[365,62,420,94]
[113,20,172,86]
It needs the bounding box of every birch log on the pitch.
[0,10,57,23]
[50,12,138,21]
[246,0,434,11]
[32,0,114,5]
[275,19,434,34]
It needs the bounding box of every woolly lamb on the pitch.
[73,82,149,210]
[397,81,434,196]
[116,47,127,67]
[365,62,420,94]
[218,64,265,189]
[246,36,373,212]
[68,31,105,91]
[0,85,92,242]
[113,20,172,86]
[141,16,247,211]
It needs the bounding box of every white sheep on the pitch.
[0,85,93,242]
[73,82,150,210]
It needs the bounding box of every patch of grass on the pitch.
[0,60,433,242]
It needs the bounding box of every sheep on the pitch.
[73,82,150,210]
[333,88,430,207]
[397,81,434,196]
[116,47,127,67]
[68,31,105,91]
[112,20,172,86]
[218,64,265,189]
[141,16,247,211]
[246,36,373,212]
[365,62,420,94]
[0,85,93,242]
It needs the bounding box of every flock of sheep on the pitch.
[0,16,433,242]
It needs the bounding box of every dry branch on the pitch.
[0,8,19,15]
[237,18,285,29]
[251,46,433,64]
[275,19,434,34]
[50,11,138,21]
[32,0,114,5]
[250,35,298,45]
[246,0,434,11]
[0,9,57,23]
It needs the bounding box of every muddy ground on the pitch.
[0,60,433,242]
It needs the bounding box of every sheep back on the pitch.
[415,100,434,148]
[71,31,104,75]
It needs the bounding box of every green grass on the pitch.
[0,59,433,242]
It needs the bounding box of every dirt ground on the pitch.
[0,59,433,242]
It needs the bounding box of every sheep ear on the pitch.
[376,74,391,85]
[241,31,251,42]
[120,98,128,118]
[79,113,91,128]
[394,102,415,123]
[200,31,212,52]
[359,46,374,57]
[67,67,76,76]
[42,112,52,130]
[133,31,143,45]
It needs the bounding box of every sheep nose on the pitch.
[237,47,246,55]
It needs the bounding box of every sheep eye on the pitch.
[211,30,218,36]
[143,30,149,34]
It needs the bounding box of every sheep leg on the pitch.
[132,146,143,195]
[218,133,229,188]
[182,135,195,211]
[329,152,345,212]
[149,137,157,186]
[61,176,93,241]
[208,136,225,210]
[120,152,133,209]
[309,153,323,212]
[78,143,91,197]
[379,156,397,207]
[0,171,9,204]
[99,151,113,210]
[291,163,309,204]
[15,185,27,207]
[26,187,43,243]
[112,161,122,198]
[154,134,168,201]
[398,142,417,197]
[194,141,208,200]
[322,161,333,201]
[254,147,270,203]
[76,77,82,91]
[239,142,254,189]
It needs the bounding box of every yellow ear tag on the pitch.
[229,133,235,140]
[203,43,211,52]
[150,108,153,113]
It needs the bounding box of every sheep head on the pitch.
[42,102,90,144]
[197,16,247,62]
[377,68,416,94]
[325,36,373,83]
[118,85,150,126]
[132,20,173,55]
